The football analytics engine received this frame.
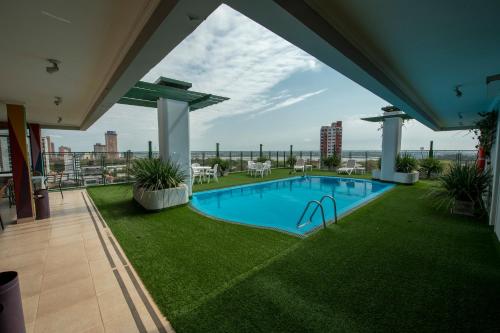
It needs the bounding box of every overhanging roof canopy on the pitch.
[361,113,413,123]
[117,77,229,111]
[361,105,413,122]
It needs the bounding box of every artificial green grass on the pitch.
[88,171,500,332]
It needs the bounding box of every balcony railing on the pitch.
[27,149,477,189]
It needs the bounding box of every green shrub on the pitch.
[130,158,186,191]
[322,154,341,170]
[256,156,268,163]
[419,158,443,178]
[286,156,297,168]
[395,153,418,173]
[207,157,229,176]
[430,163,491,214]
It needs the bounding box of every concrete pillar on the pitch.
[380,112,403,182]
[7,104,34,223]
[157,98,191,194]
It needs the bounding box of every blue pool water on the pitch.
[191,176,394,235]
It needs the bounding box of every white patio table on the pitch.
[192,166,212,183]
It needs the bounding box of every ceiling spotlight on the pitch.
[54,96,62,105]
[57,117,62,124]
[46,59,60,74]
[454,85,463,97]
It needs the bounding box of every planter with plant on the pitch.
[130,158,188,210]
[322,154,341,170]
[419,157,443,179]
[394,153,419,184]
[430,163,491,216]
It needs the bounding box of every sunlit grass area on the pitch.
[88,170,500,332]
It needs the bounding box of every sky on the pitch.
[44,4,476,153]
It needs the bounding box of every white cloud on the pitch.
[257,89,327,115]
[143,4,320,140]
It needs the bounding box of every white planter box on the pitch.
[372,169,380,179]
[133,183,188,210]
[393,171,419,184]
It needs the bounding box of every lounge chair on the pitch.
[337,159,356,175]
[294,159,305,172]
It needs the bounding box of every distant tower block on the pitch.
[105,131,118,159]
[320,121,342,157]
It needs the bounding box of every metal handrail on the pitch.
[297,200,326,229]
[309,195,338,225]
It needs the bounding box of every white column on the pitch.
[490,112,500,240]
[380,112,403,182]
[157,98,192,195]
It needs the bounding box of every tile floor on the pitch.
[0,189,174,333]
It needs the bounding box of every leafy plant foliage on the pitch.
[395,153,418,173]
[430,163,491,214]
[419,158,443,178]
[130,158,186,191]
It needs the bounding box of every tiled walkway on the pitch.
[0,189,174,333]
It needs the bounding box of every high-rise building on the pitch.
[93,143,106,154]
[0,136,11,172]
[46,136,55,153]
[59,146,71,154]
[320,121,342,157]
[105,131,118,159]
[41,137,51,173]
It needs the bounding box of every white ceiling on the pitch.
[0,0,159,129]
[2,0,498,132]
[302,0,500,129]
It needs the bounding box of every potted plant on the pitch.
[430,163,491,216]
[394,153,419,184]
[419,157,443,179]
[322,154,341,170]
[130,158,188,210]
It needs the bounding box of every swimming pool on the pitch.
[191,176,394,235]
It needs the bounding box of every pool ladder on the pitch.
[296,195,337,230]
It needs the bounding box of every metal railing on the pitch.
[297,200,326,229]
[30,149,477,190]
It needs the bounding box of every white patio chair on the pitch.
[338,159,356,175]
[254,162,265,178]
[264,160,272,175]
[294,158,305,173]
[354,163,366,174]
[247,161,256,176]
[191,167,203,185]
[206,164,219,183]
